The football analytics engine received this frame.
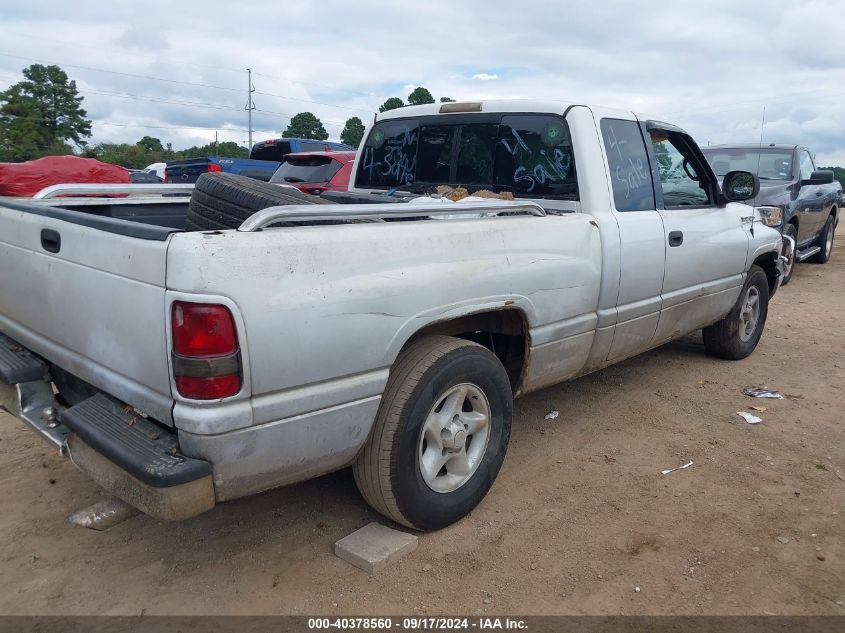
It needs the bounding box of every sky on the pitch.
[1,0,844,164]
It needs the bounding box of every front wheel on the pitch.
[702,265,770,360]
[353,336,513,530]
[809,214,835,264]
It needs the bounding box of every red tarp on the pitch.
[0,155,130,197]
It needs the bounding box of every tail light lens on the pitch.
[163,168,169,183]
[175,375,241,400]
[207,163,222,173]
[171,302,241,399]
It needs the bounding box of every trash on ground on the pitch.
[544,410,560,420]
[66,497,138,531]
[737,411,763,424]
[742,386,785,399]
[661,461,694,475]
[749,405,767,412]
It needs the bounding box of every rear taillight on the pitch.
[207,163,222,173]
[171,302,241,400]
[163,168,169,183]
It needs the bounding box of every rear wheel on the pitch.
[702,265,769,360]
[809,214,835,264]
[353,336,512,530]
[780,223,798,285]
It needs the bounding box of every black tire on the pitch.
[702,265,769,360]
[780,223,798,286]
[185,172,329,231]
[353,336,513,530]
[809,213,835,264]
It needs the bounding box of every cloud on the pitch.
[0,0,843,164]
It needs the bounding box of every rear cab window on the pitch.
[270,157,342,184]
[251,141,292,162]
[356,113,578,200]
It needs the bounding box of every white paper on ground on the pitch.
[661,461,694,475]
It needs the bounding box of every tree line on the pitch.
[7,63,842,187]
[0,64,456,167]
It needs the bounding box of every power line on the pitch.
[80,88,345,126]
[0,51,375,114]
[0,110,267,133]
[0,74,347,128]
[94,121,256,131]
[0,52,241,92]
[3,33,378,99]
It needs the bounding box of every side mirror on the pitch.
[801,170,834,186]
[722,170,760,202]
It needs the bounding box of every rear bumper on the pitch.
[1,333,214,521]
[179,395,381,502]
[67,435,214,521]
[2,332,382,519]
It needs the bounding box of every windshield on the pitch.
[356,114,577,199]
[702,148,793,180]
[269,157,342,184]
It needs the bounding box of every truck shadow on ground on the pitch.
[95,333,714,559]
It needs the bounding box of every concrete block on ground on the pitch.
[334,522,418,573]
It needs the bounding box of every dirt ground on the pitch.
[1,237,843,616]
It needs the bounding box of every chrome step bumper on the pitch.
[1,332,215,521]
[0,332,69,452]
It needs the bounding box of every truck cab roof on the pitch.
[374,99,639,122]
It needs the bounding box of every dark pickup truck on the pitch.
[164,156,279,184]
[703,144,840,284]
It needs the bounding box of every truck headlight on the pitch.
[756,206,783,227]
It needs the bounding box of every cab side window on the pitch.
[600,118,654,211]
[799,150,814,182]
[649,130,714,208]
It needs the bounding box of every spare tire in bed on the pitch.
[185,172,330,231]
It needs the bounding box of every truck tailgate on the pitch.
[0,203,174,424]
[165,159,211,184]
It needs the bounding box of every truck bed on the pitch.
[0,193,600,501]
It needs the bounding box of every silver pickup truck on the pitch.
[0,100,784,530]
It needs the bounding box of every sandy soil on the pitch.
[1,237,843,616]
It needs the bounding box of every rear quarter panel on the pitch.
[166,214,602,433]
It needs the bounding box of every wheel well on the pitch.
[403,309,528,393]
[753,252,780,294]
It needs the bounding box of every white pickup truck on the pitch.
[0,100,784,530]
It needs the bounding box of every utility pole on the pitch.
[214,130,218,153]
[245,68,256,150]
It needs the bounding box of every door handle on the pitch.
[40,228,61,253]
[668,230,684,247]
